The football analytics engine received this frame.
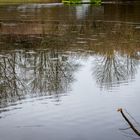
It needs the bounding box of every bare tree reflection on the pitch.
[0,3,140,105]
[0,47,80,108]
[0,53,26,108]
[92,50,139,89]
[89,19,140,90]
[24,49,80,96]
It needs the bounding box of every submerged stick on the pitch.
[118,108,140,137]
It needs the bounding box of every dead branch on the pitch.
[118,108,140,137]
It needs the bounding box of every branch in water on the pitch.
[118,108,140,137]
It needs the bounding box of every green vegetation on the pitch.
[91,0,101,4]
[62,0,81,4]
[62,0,101,5]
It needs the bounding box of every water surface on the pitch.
[0,2,140,140]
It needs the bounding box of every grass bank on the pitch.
[0,0,61,5]
[0,0,101,5]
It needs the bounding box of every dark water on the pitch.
[0,2,140,140]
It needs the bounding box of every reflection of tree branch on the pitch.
[93,53,139,89]
[0,54,26,107]
[29,50,78,96]
[0,49,80,108]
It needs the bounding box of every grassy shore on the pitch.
[0,0,61,5]
[0,0,101,5]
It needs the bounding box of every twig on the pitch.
[118,108,140,137]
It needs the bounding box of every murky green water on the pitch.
[0,2,140,140]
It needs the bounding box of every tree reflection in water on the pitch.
[0,3,140,108]
[91,23,140,90]
[0,47,80,108]
[93,53,139,89]
[0,54,26,105]
[25,49,79,96]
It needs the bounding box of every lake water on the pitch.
[0,2,140,140]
